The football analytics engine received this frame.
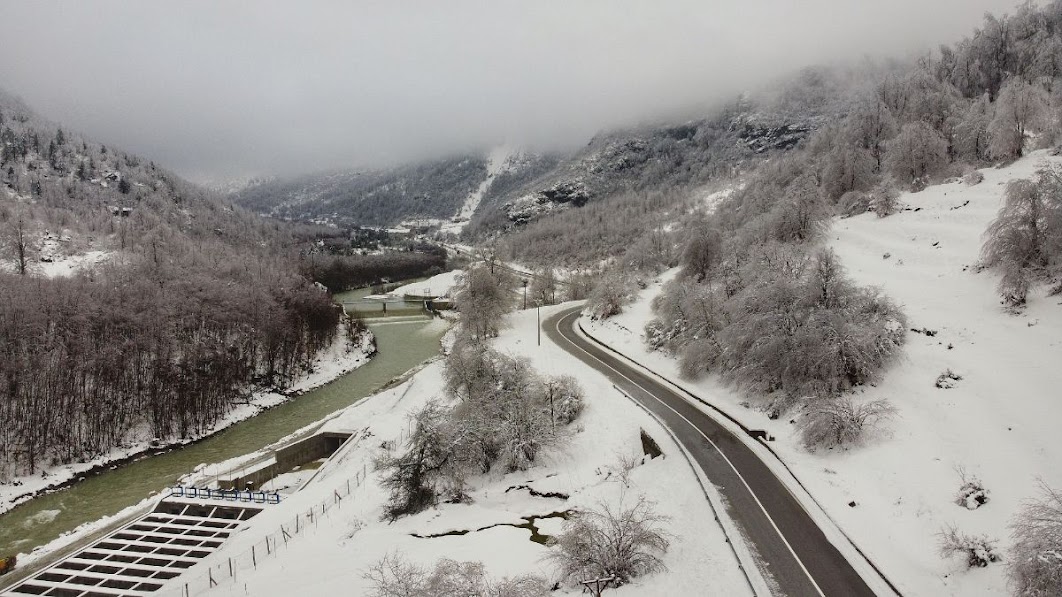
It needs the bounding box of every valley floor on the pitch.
[165,305,753,596]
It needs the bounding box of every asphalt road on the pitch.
[546,307,881,597]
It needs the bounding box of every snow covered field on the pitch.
[0,323,376,518]
[390,269,463,299]
[584,150,1062,596]
[167,305,752,596]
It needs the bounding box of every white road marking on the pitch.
[555,310,826,597]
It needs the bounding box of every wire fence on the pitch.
[160,460,373,597]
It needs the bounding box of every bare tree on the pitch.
[1008,482,1062,596]
[5,211,32,275]
[548,496,670,587]
[365,553,548,597]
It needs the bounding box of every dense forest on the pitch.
[0,92,364,478]
[302,246,447,292]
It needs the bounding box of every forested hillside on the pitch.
[231,155,490,227]
[0,91,362,478]
[641,0,1062,403]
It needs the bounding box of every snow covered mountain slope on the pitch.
[440,146,514,235]
[583,150,1062,596]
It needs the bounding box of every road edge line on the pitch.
[608,383,772,597]
[577,317,904,597]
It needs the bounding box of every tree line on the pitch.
[0,93,363,479]
[0,252,360,478]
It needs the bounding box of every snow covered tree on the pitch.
[377,402,456,520]
[1008,482,1062,597]
[982,166,1062,306]
[954,94,994,163]
[884,121,949,189]
[679,218,723,282]
[528,267,557,305]
[586,269,631,320]
[548,496,670,588]
[989,79,1050,160]
[453,263,512,341]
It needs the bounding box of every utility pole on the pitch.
[522,279,528,310]
[537,303,541,346]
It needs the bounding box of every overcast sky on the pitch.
[0,0,1022,183]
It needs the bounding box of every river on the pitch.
[0,304,448,558]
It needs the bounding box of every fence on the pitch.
[160,460,372,597]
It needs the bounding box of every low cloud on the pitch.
[0,0,1021,182]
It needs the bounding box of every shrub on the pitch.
[964,170,985,186]
[955,467,989,510]
[365,553,548,597]
[935,369,963,389]
[1008,482,1062,596]
[548,496,670,587]
[939,526,1002,568]
[798,397,896,450]
[544,375,584,425]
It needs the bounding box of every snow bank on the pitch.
[583,150,1062,596]
[390,269,463,299]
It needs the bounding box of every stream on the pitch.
[0,288,448,558]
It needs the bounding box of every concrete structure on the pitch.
[1,500,264,597]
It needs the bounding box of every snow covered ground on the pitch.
[440,146,513,236]
[162,305,753,596]
[390,269,463,299]
[583,150,1062,596]
[0,323,376,518]
[0,249,112,278]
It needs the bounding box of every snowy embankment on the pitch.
[173,305,751,597]
[584,150,1062,596]
[389,269,463,299]
[0,322,377,518]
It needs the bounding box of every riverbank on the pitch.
[0,321,376,519]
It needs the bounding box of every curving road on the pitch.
[546,307,882,597]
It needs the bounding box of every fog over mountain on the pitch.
[0,0,1019,182]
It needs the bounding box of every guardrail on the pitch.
[166,486,282,504]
